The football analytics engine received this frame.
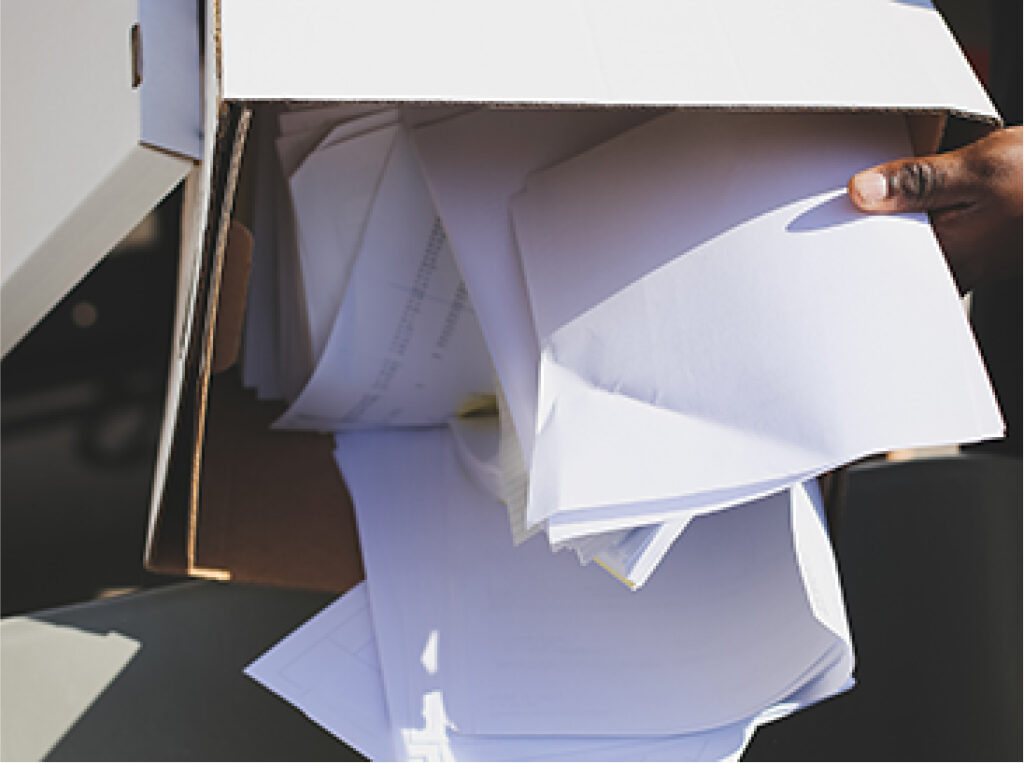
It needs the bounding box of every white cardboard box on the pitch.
[40,0,991,590]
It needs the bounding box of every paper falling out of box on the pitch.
[241,106,1001,595]
[337,426,854,739]
[242,95,1003,760]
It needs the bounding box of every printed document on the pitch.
[276,129,494,430]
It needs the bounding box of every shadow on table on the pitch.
[16,583,360,762]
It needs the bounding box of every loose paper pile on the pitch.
[249,443,850,761]
[242,104,1002,760]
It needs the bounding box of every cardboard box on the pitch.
[143,0,1000,592]
[0,0,203,355]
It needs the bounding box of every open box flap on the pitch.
[1,0,203,356]
[220,0,998,123]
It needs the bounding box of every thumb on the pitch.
[848,148,974,214]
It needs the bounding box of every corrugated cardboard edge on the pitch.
[186,105,252,580]
[144,0,221,573]
[143,106,243,578]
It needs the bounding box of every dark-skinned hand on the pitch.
[848,125,1022,293]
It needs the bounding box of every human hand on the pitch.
[848,125,1022,293]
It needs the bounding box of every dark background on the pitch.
[2,185,183,616]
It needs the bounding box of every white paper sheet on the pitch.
[245,583,395,762]
[448,415,503,501]
[495,382,541,545]
[282,114,400,367]
[247,581,811,762]
[276,111,399,180]
[414,107,661,466]
[591,516,692,589]
[336,427,853,740]
[279,104,475,141]
[274,173,314,401]
[448,408,687,589]
[276,130,494,430]
[278,103,391,137]
[510,110,1003,527]
[249,105,480,404]
[543,469,821,543]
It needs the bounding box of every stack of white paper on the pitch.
[241,104,1003,760]
[507,110,1002,542]
[248,426,853,761]
[246,582,801,762]
[243,104,495,428]
[245,105,697,586]
[412,107,1002,581]
[244,105,1001,585]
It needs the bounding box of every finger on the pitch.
[848,149,976,214]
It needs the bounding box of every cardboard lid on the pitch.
[220,0,997,122]
[1,0,203,356]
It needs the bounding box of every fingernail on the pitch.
[851,171,889,208]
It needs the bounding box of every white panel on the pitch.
[219,0,996,120]
[1,147,189,355]
[1,0,199,356]
[221,0,607,103]
[1,0,142,291]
